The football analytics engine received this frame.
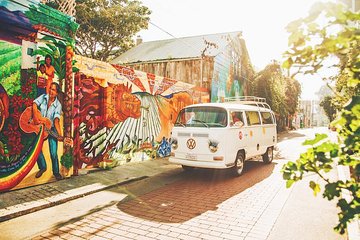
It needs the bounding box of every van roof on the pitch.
[184,102,273,112]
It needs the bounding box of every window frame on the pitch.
[245,111,261,126]
[260,111,274,125]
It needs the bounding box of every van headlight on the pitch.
[171,138,178,150]
[208,140,219,153]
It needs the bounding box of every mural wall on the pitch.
[211,46,245,102]
[73,56,195,172]
[0,0,201,191]
[0,0,77,191]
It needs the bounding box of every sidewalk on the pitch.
[0,157,178,222]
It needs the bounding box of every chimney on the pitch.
[136,35,143,45]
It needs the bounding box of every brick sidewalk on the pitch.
[34,161,291,240]
[0,157,176,222]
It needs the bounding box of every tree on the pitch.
[285,77,301,112]
[282,2,359,234]
[253,62,286,115]
[320,95,336,122]
[252,61,301,131]
[75,0,151,61]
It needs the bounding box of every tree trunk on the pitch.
[64,45,74,162]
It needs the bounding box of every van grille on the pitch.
[178,132,191,137]
[193,133,209,138]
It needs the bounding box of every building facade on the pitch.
[111,32,255,103]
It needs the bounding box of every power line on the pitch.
[149,21,178,39]
[148,21,200,53]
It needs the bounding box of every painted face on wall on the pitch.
[49,83,58,99]
[45,56,52,66]
[39,65,46,74]
[112,84,141,119]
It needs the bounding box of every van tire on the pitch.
[182,165,194,171]
[262,147,273,164]
[233,151,245,176]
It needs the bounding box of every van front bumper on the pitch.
[169,156,233,169]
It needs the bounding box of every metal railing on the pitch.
[224,96,271,109]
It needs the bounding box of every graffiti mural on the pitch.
[74,56,195,171]
[0,0,77,191]
[211,48,244,102]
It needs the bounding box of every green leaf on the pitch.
[324,182,341,200]
[316,142,336,153]
[283,172,291,180]
[282,58,293,69]
[309,181,321,196]
[286,179,295,188]
[347,78,359,88]
[303,134,328,146]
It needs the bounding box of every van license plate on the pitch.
[185,153,197,160]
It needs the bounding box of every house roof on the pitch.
[111,31,243,64]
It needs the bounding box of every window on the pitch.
[175,106,227,128]
[245,111,261,125]
[260,112,274,124]
[230,111,244,127]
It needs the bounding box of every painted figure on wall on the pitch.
[44,54,55,92]
[18,83,73,182]
[36,55,55,96]
[0,84,10,131]
[105,82,141,127]
[0,0,78,191]
[29,83,64,180]
[36,59,47,97]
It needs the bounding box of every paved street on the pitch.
[32,163,292,240]
[2,128,346,240]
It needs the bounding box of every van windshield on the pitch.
[175,106,227,128]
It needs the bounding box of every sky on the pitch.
[137,0,334,100]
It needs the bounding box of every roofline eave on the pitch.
[119,56,215,65]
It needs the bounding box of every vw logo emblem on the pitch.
[186,138,196,149]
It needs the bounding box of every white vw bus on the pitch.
[169,96,277,176]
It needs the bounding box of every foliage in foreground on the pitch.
[281,2,359,234]
[282,97,359,234]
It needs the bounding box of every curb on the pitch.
[0,175,148,222]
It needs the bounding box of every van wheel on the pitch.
[262,147,273,164]
[182,165,194,171]
[233,151,245,176]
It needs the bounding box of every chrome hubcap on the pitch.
[236,156,244,173]
[268,148,273,161]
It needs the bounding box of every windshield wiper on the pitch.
[192,119,209,128]
[175,122,186,127]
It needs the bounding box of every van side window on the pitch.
[260,112,274,124]
[230,111,244,127]
[245,111,261,125]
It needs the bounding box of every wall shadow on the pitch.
[116,161,276,223]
